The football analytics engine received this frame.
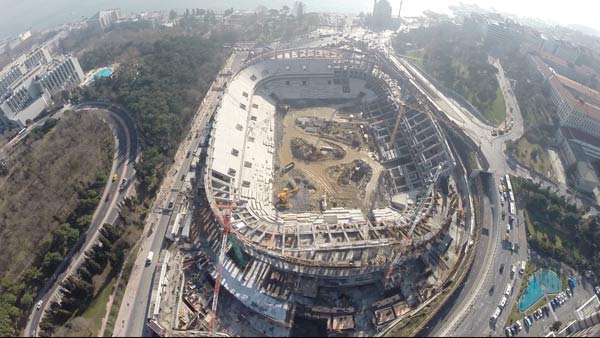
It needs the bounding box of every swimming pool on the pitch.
[519,270,561,312]
[94,68,113,78]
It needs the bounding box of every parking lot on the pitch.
[503,274,599,337]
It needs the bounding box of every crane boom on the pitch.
[407,163,443,236]
[384,162,444,288]
[389,103,405,148]
[209,194,236,335]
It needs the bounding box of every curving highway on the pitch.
[24,103,138,337]
[379,32,531,337]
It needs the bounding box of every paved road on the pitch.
[112,53,238,337]
[24,105,137,337]
[0,105,70,157]
[379,36,535,337]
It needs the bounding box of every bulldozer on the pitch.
[275,185,300,209]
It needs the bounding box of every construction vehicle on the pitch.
[281,161,295,175]
[275,185,300,209]
[276,103,290,114]
[320,195,328,211]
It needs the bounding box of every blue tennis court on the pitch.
[519,270,561,312]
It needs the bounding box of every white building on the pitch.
[533,55,600,138]
[87,9,122,32]
[483,19,518,47]
[0,48,84,126]
[35,56,85,96]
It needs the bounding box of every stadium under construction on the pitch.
[148,46,475,337]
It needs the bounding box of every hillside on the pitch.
[393,20,505,125]
[0,110,113,278]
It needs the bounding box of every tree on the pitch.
[169,10,177,20]
[528,192,548,213]
[551,321,562,331]
[268,9,279,17]
[54,223,80,252]
[42,252,63,273]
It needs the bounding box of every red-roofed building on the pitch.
[533,55,600,138]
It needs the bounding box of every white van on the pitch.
[505,283,512,296]
[490,307,501,322]
[499,295,507,308]
[146,251,154,265]
[519,261,527,275]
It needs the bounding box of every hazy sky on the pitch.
[1,0,599,39]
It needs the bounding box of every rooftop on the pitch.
[532,55,600,121]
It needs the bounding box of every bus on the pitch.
[505,174,513,192]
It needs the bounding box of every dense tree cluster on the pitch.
[513,177,600,278]
[393,20,500,115]
[496,48,557,127]
[76,35,226,198]
[39,223,127,336]
[0,175,106,336]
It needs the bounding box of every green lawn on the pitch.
[450,61,506,126]
[487,87,507,126]
[83,276,115,325]
[55,264,117,337]
[509,137,555,179]
[405,49,424,68]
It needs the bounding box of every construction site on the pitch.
[146,46,473,337]
[274,104,381,213]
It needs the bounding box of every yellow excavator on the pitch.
[276,186,300,209]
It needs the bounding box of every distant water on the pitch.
[0,0,456,40]
[0,0,362,39]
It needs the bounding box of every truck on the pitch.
[146,251,154,265]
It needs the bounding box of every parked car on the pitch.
[537,309,544,318]
[543,305,550,317]
[524,316,532,327]
[505,327,513,337]
[566,289,572,298]
[36,300,43,310]
[515,320,523,331]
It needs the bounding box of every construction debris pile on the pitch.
[296,116,365,149]
[290,137,344,162]
[330,159,372,187]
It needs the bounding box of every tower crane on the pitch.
[209,194,236,335]
[384,162,444,288]
[407,163,444,236]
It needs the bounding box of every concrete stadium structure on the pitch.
[198,47,458,335]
